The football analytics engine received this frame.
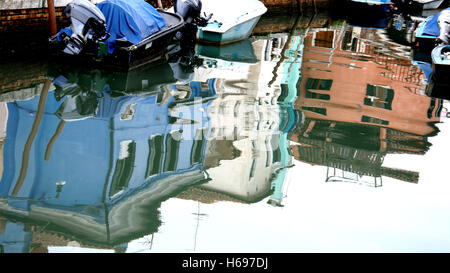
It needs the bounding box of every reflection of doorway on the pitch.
[313,31,334,48]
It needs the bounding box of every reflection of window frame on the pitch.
[146,134,164,178]
[109,140,136,198]
[364,84,394,110]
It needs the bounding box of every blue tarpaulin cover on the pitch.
[423,8,450,37]
[97,0,166,53]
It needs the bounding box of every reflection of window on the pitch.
[164,130,182,172]
[146,135,164,178]
[361,115,389,126]
[302,106,327,116]
[109,140,136,197]
[191,128,207,166]
[314,31,334,48]
[364,84,394,110]
[120,103,136,121]
[305,91,330,100]
[306,78,332,91]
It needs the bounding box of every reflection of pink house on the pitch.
[296,27,441,137]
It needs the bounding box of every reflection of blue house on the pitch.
[0,82,214,250]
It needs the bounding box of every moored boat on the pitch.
[49,0,188,71]
[196,0,267,44]
[411,0,447,10]
[413,14,439,50]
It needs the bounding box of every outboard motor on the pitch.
[55,0,108,55]
[172,0,212,46]
[437,9,450,45]
[174,0,212,27]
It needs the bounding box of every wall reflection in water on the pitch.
[0,22,446,252]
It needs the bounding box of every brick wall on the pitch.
[0,7,68,32]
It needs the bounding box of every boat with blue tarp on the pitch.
[413,7,450,50]
[49,0,207,71]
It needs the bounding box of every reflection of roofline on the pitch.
[0,170,209,249]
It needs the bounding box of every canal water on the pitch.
[1,11,450,253]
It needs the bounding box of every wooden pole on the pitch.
[44,119,66,161]
[47,0,57,35]
[12,79,51,196]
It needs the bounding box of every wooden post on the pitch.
[12,79,51,196]
[47,0,57,35]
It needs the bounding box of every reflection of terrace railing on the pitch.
[375,54,424,85]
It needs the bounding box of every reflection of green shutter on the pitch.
[306,78,332,91]
[365,84,394,110]
[109,141,136,197]
[278,84,289,102]
[146,135,164,178]
[302,106,327,116]
[319,79,332,90]
[164,131,181,172]
[191,129,207,165]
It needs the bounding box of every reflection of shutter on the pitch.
[305,91,330,100]
[302,106,327,116]
[191,128,207,165]
[361,115,389,126]
[278,84,289,102]
[164,131,181,172]
[306,78,332,91]
[365,84,394,110]
[109,141,136,197]
[146,135,164,178]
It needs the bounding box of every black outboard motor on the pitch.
[174,0,212,31]
[52,0,109,55]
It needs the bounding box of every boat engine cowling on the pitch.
[57,0,108,55]
[174,0,212,26]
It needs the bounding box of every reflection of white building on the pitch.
[187,35,303,203]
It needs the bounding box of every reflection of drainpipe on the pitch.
[12,79,51,196]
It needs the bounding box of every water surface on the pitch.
[0,12,449,253]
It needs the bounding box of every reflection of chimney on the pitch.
[381,167,419,184]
